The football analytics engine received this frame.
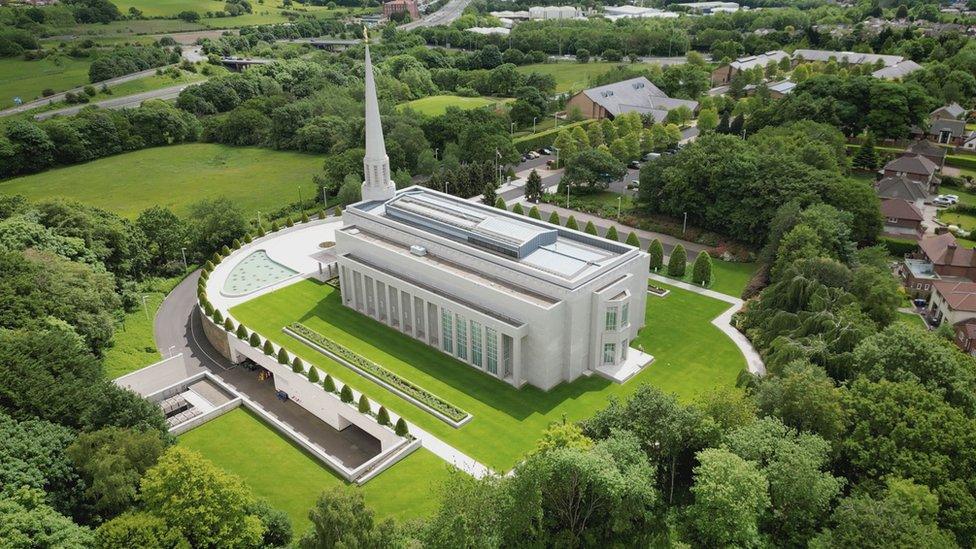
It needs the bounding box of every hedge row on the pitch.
[879,236,919,257]
[947,155,976,172]
[513,120,595,153]
[286,322,469,423]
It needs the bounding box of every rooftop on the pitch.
[351,187,638,284]
[933,102,967,119]
[876,175,928,201]
[881,198,924,221]
[728,50,789,71]
[904,258,939,280]
[931,118,967,135]
[885,154,938,176]
[934,280,976,312]
[906,139,947,160]
[579,77,699,118]
[921,233,976,268]
[871,59,922,79]
[792,49,903,67]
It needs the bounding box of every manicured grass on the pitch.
[937,188,976,245]
[28,70,208,115]
[113,0,225,17]
[231,279,745,471]
[397,95,508,117]
[517,61,651,93]
[0,144,322,219]
[654,261,758,299]
[179,407,450,530]
[104,273,191,380]
[0,55,92,107]
[896,311,927,329]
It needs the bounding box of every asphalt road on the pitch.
[33,82,194,120]
[154,271,232,372]
[399,0,472,30]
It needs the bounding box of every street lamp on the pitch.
[683,212,688,235]
[141,295,151,321]
[511,122,516,136]
[180,247,188,270]
[256,211,261,227]
[434,147,439,160]
[554,112,558,128]
[617,195,622,220]
[533,117,537,133]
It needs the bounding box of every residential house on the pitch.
[876,174,928,207]
[900,258,941,299]
[565,77,699,123]
[919,232,976,279]
[931,102,967,121]
[962,130,976,152]
[930,118,968,145]
[880,198,924,239]
[928,280,976,327]
[904,139,947,169]
[710,50,790,85]
[953,318,976,355]
[871,59,923,80]
[383,0,420,20]
[882,154,939,192]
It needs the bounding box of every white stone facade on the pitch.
[335,187,650,391]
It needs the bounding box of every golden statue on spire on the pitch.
[363,26,369,43]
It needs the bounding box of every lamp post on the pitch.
[298,184,303,207]
[141,295,151,321]
[683,211,688,235]
[617,195,622,220]
[533,117,537,133]
[554,112,558,129]
[322,187,328,210]
[434,147,439,160]
[511,122,516,136]
[180,247,188,270]
[256,211,261,227]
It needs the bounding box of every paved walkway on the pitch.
[649,273,765,375]
[527,201,709,257]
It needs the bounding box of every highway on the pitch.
[399,0,472,30]
[33,82,196,120]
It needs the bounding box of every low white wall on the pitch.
[170,398,242,436]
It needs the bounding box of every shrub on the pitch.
[318,209,325,220]
[334,206,342,217]
[692,251,712,286]
[648,239,664,271]
[271,221,280,232]
[212,309,224,323]
[263,340,274,355]
[236,324,248,340]
[309,368,322,384]
[377,406,391,426]
[323,374,336,392]
[232,238,241,249]
[249,332,261,347]
[221,245,231,256]
[287,323,468,422]
[340,384,354,403]
[394,418,409,436]
[668,244,687,277]
[528,206,541,219]
[566,215,579,230]
[494,197,507,210]
[204,260,215,271]
[879,236,918,257]
[277,347,289,364]
[301,211,309,223]
[626,231,640,247]
[358,394,370,413]
[584,221,598,235]
[243,233,252,244]
[223,318,235,331]
[512,203,524,215]
[256,225,266,237]
[548,211,560,224]
[285,216,294,228]
[605,225,619,241]
[211,252,221,264]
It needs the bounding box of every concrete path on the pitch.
[649,273,765,375]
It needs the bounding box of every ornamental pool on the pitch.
[222,250,297,296]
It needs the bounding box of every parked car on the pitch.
[539,148,552,155]
[526,151,540,159]
[628,160,641,169]
[943,194,960,204]
[933,197,953,207]
[642,152,661,162]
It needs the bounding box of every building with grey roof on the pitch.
[337,50,652,391]
[565,77,698,123]
[876,174,929,206]
[711,50,789,84]
[792,49,904,67]
[930,118,968,145]
[932,102,967,120]
[872,59,922,80]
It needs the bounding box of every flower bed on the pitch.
[285,323,470,424]
[647,283,670,297]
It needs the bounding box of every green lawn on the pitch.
[937,187,976,246]
[896,311,927,329]
[231,279,745,472]
[0,144,322,219]
[28,70,208,115]
[655,261,758,299]
[179,407,451,530]
[397,95,509,117]
[113,0,225,17]
[517,61,651,94]
[0,55,92,107]
[104,272,191,380]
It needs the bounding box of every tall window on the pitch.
[470,320,483,367]
[486,327,498,375]
[441,309,453,353]
[621,303,629,327]
[603,343,616,365]
[605,307,618,331]
[455,314,468,360]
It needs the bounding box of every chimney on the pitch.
[946,242,957,265]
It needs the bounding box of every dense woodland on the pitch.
[2,0,976,545]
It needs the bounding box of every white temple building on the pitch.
[335,41,653,391]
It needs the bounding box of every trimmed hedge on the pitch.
[287,323,469,423]
[513,120,595,153]
[880,236,919,256]
[947,155,976,172]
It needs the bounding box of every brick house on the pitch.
[875,174,928,207]
[882,154,939,192]
[383,0,420,20]
[919,233,976,279]
[904,139,947,169]
[928,280,976,327]
[880,198,924,239]
[710,50,790,85]
[953,318,976,355]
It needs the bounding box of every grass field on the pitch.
[937,187,976,248]
[397,95,509,117]
[0,55,92,107]
[0,144,322,219]
[113,0,226,17]
[517,61,648,93]
[896,311,928,329]
[27,70,208,115]
[103,272,192,379]
[179,407,451,530]
[231,279,745,471]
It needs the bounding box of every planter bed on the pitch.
[284,323,471,427]
[647,283,670,297]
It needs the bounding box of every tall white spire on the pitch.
[361,32,395,202]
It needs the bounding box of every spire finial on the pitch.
[363,26,369,44]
